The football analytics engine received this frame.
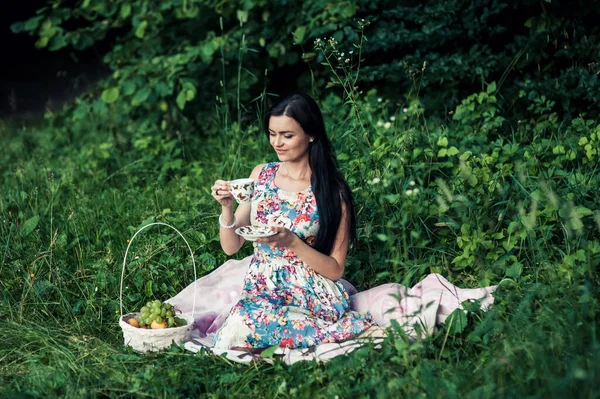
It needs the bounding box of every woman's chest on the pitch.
[251,188,319,238]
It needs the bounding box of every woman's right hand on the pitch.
[211,180,233,207]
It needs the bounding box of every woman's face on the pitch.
[268,115,313,163]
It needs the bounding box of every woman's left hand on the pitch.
[255,226,298,249]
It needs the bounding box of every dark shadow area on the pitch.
[1,1,109,124]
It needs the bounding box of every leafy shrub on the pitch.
[10,0,600,146]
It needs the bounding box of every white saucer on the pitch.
[235,225,277,241]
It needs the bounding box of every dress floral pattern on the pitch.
[213,162,374,349]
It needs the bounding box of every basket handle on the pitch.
[120,222,197,317]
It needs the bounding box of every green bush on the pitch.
[11,0,600,140]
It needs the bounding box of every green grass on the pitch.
[1,101,599,398]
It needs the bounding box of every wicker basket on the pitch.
[119,222,197,353]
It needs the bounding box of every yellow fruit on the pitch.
[127,318,140,328]
[151,320,167,329]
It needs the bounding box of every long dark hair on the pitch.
[264,93,357,255]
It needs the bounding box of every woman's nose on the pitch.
[273,136,283,147]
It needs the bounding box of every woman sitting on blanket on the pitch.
[210,93,382,350]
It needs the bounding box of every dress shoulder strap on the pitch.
[256,162,278,186]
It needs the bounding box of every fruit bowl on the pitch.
[119,222,198,353]
[119,312,195,352]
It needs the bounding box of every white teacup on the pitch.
[229,178,255,204]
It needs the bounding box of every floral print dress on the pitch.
[213,162,374,349]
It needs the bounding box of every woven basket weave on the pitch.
[119,222,197,353]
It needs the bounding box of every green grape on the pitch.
[141,306,148,313]
[146,302,153,308]
[167,317,175,326]
[160,308,167,317]
[166,310,174,318]
[156,316,164,324]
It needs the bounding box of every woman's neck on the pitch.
[281,160,311,181]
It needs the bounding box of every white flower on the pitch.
[384,122,391,129]
[376,120,383,127]
[371,177,381,184]
[349,50,354,54]
[409,180,415,186]
[405,189,413,196]
[413,188,420,194]
[377,98,383,103]
[390,116,396,121]
[95,287,98,292]
[403,108,408,113]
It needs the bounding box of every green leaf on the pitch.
[101,87,120,104]
[20,215,40,237]
[575,206,593,217]
[446,146,459,156]
[293,25,307,44]
[24,16,43,32]
[121,81,137,96]
[10,22,24,34]
[236,10,249,24]
[530,189,544,201]
[260,344,280,359]
[135,20,148,38]
[131,87,151,106]
[339,2,358,18]
[459,151,472,161]
[120,4,132,19]
[437,137,448,147]
[446,309,468,335]
[505,262,523,278]
[301,52,316,62]
[376,233,388,242]
[176,90,187,110]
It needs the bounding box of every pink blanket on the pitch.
[168,256,496,364]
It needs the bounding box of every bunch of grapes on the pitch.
[137,300,178,329]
